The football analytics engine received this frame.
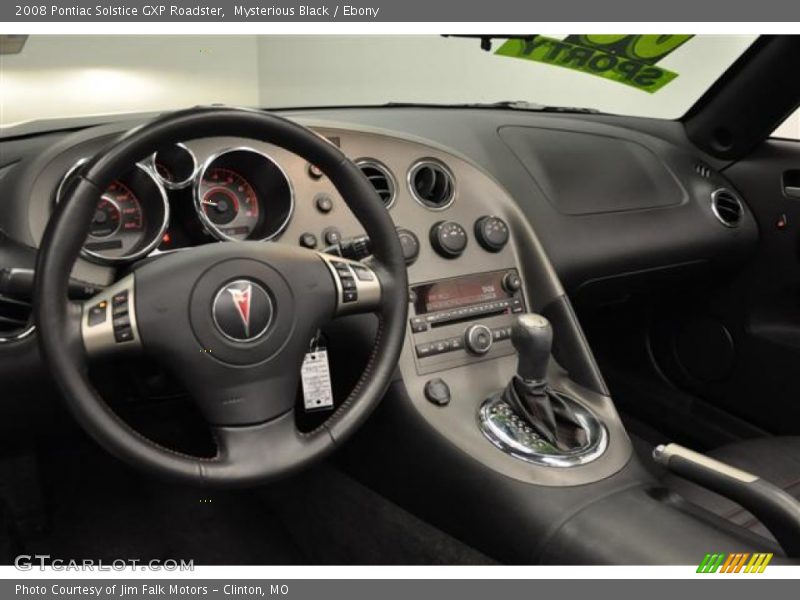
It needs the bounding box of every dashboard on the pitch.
[0,108,760,429]
[9,120,540,298]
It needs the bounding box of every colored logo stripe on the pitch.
[697,552,773,573]
[697,553,725,573]
[745,553,773,573]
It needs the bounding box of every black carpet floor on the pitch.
[9,435,493,566]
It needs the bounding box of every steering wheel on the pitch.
[34,107,408,486]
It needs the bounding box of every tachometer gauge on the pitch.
[56,162,169,263]
[198,167,260,240]
[89,197,122,238]
[194,147,293,242]
[90,181,144,238]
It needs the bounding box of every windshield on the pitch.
[0,34,757,132]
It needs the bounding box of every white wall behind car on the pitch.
[774,110,800,140]
[1,35,757,129]
[0,35,260,128]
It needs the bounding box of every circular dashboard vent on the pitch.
[408,160,455,210]
[0,292,34,344]
[357,160,396,208]
[711,189,744,228]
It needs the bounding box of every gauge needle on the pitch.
[201,199,219,207]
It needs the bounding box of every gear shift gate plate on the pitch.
[478,393,608,467]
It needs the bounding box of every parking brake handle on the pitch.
[654,443,800,557]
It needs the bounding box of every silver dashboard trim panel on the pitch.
[81,274,141,357]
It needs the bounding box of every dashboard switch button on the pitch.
[314,193,333,213]
[352,265,375,281]
[112,291,128,307]
[416,343,434,358]
[299,232,318,249]
[424,378,451,406]
[114,328,134,343]
[410,318,428,333]
[323,227,342,245]
[87,302,108,327]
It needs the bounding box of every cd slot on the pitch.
[430,307,507,328]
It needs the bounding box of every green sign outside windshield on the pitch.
[495,35,693,93]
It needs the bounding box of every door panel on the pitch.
[647,138,800,433]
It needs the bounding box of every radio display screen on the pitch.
[412,271,513,315]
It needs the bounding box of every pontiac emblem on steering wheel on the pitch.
[212,279,273,342]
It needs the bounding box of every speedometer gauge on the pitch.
[194,147,294,242]
[199,167,260,241]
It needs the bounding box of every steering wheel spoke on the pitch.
[317,252,382,317]
[79,274,142,360]
[206,411,333,482]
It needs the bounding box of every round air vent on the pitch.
[710,189,744,228]
[0,292,34,343]
[408,160,455,210]
[356,160,396,208]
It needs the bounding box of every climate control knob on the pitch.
[396,228,421,265]
[465,324,494,355]
[474,216,509,252]
[430,221,468,258]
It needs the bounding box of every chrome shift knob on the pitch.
[511,313,552,382]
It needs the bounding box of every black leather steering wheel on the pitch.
[34,107,408,486]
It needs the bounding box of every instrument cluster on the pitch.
[56,144,294,264]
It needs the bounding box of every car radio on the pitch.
[408,269,526,375]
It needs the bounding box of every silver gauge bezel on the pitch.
[56,159,170,264]
[407,158,457,211]
[193,146,295,243]
[355,158,397,210]
[148,142,198,190]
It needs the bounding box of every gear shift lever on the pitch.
[503,313,585,451]
[511,313,553,382]
[479,312,607,465]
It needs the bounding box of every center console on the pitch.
[408,269,526,375]
[299,124,787,565]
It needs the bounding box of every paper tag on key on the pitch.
[301,348,334,411]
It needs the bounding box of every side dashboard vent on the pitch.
[408,160,455,210]
[0,293,34,343]
[711,189,744,228]
[357,160,396,208]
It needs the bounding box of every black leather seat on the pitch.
[663,437,800,543]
